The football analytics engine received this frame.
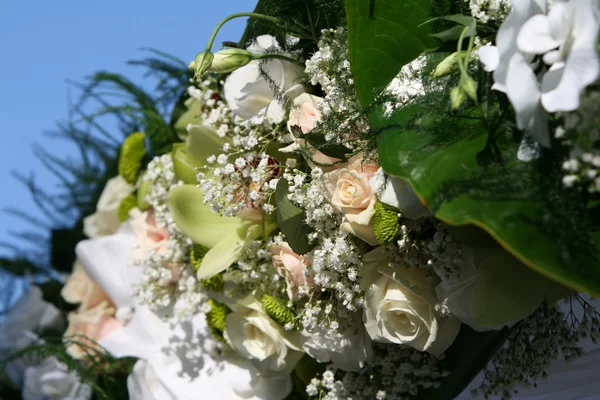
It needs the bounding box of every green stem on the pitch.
[204,13,281,53]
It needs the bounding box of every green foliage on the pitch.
[118,132,147,184]
[375,103,600,296]
[191,243,209,271]
[206,299,231,344]
[118,194,138,222]
[275,179,314,255]
[345,0,437,107]
[200,274,224,292]
[261,294,299,329]
[372,200,400,245]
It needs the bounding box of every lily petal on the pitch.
[517,15,561,55]
[168,185,243,248]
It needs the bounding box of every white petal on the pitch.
[541,48,600,112]
[75,230,139,309]
[517,15,561,55]
[477,46,500,72]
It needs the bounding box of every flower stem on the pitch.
[204,13,281,53]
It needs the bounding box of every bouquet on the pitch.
[2,0,600,399]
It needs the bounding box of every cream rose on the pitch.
[281,94,340,167]
[83,176,134,238]
[361,247,461,356]
[269,242,314,301]
[325,157,379,245]
[64,302,123,360]
[61,261,112,311]
[223,35,305,124]
[224,296,303,376]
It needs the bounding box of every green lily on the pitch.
[168,184,264,280]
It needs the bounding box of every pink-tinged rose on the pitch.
[325,157,379,245]
[61,261,112,310]
[129,208,170,260]
[64,302,122,360]
[282,94,341,167]
[270,242,313,301]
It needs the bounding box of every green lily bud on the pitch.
[194,51,214,78]
[450,86,467,110]
[431,51,465,78]
[209,48,254,73]
[460,75,478,101]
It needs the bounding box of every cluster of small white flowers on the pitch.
[304,28,359,115]
[307,343,446,399]
[134,155,204,316]
[476,295,600,398]
[224,237,286,298]
[467,0,511,23]
[561,151,600,193]
[192,80,234,134]
[384,55,427,114]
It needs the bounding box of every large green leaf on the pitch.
[346,0,436,106]
[275,179,314,255]
[375,107,600,296]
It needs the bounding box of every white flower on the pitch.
[361,247,461,356]
[224,296,304,377]
[302,317,373,372]
[223,35,305,124]
[76,226,282,400]
[479,0,600,147]
[83,176,135,238]
[370,168,429,220]
[127,360,177,400]
[22,357,91,400]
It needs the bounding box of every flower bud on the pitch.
[460,75,478,101]
[209,48,254,73]
[450,86,467,110]
[194,51,214,77]
[431,51,465,78]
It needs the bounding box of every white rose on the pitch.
[83,176,134,238]
[223,35,305,124]
[302,314,372,372]
[127,360,176,400]
[361,247,461,356]
[22,357,91,400]
[224,296,303,376]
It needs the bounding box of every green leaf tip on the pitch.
[294,354,326,385]
[118,132,147,184]
[117,194,138,222]
[206,299,230,344]
[261,295,299,329]
[373,200,400,245]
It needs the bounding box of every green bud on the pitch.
[117,194,138,222]
[450,86,467,110]
[209,48,253,73]
[460,75,478,101]
[261,295,299,329]
[118,132,147,184]
[431,52,465,78]
[206,299,230,344]
[190,243,209,271]
[194,51,214,77]
[373,200,400,245]
[136,178,152,211]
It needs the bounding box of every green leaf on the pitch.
[346,0,436,106]
[375,106,600,296]
[168,185,243,248]
[275,179,314,255]
[303,131,349,159]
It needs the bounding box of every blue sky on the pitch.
[0,1,254,258]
